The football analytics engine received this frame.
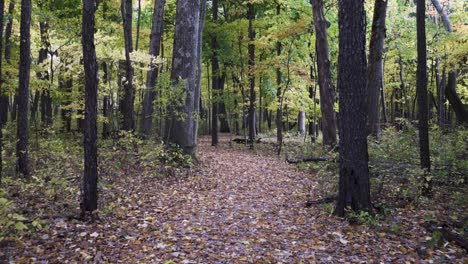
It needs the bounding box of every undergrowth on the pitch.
[0,126,192,242]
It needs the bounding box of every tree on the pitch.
[311,0,337,147]
[247,2,256,149]
[167,0,201,157]
[82,0,99,213]
[16,0,32,177]
[334,0,371,216]
[0,0,4,182]
[140,0,166,137]
[211,0,220,146]
[276,4,283,146]
[121,0,135,131]
[367,0,388,137]
[416,0,431,195]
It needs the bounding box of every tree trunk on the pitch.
[38,17,52,127]
[248,2,256,149]
[398,54,411,119]
[312,0,337,147]
[334,0,371,216]
[445,70,468,125]
[167,0,200,157]
[139,0,166,137]
[430,0,452,32]
[366,0,388,137]
[436,57,445,126]
[219,73,230,133]
[82,0,99,213]
[121,0,135,131]
[194,0,207,144]
[102,63,110,138]
[211,0,220,146]
[2,0,14,124]
[298,110,306,134]
[276,5,283,146]
[135,0,141,51]
[0,0,4,181]
[381,63,389,124]
[16,0,32,177]
[416,0,432,195]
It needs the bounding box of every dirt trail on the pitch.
[13,135,442,263]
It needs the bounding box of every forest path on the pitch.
[15,135,426,263]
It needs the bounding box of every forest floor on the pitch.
[5,135,467,263]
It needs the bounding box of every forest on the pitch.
[0,0,467,262]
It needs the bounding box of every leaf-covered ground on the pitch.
[6,135,467,263]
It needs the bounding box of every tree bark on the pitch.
[248,2,256,150]
[37,16,52,127]
[167,0,200,157]
[121,0,135,131]
[139,0,166,137]
[298,110,306,134]
[82,0,99,213]
[366,0,388,137]
[416,0,432,195]
[276,4,283,146]
[194,0,207,144]
[334,0,371,216]
[16,0,32,177]
[445,70,468,125]
[430,0,452,32]
[2,0,14,123]
[0,0,4,181]
[211,0,220,146]
[312,0,337,147]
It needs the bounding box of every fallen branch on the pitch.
[305,195,336,207]
[421,221,468,251]
[287,157,330,164]
[232,138,262,144]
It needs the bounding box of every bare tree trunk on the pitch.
[312,0,337,147]
[248,2,256,149]
[445,70,468,125]
[3,0,14,123]
[298,110,306,134]
[16,0,32,177]
[194,0,207,145]
[0,0,4,181]
[121,0,134,131]
[276,5,283,146]
[335,0,371,216]
[82,0,99,213]
[381,62,388,124]
[416,0,432,195]
[430,0,452,32]
[211,0,220,146]
[140,0,166,137]
[167,0,200,157]
[366,0,387,137]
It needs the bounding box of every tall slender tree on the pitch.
[311,0,337,147]
[211,0,220,146]
[0,0,5,182]
[366,0,388,137]
[121,0,135,131]
[247,2,256,149]
[167,0,200,157]
[140,0,166,137]
[1,0,15,124]
[416,0,431,196]
[16,0,32,177]
[276,4,283,146]
[82,0,99,213]
[335,0,371,216]
[195,0,207,144]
